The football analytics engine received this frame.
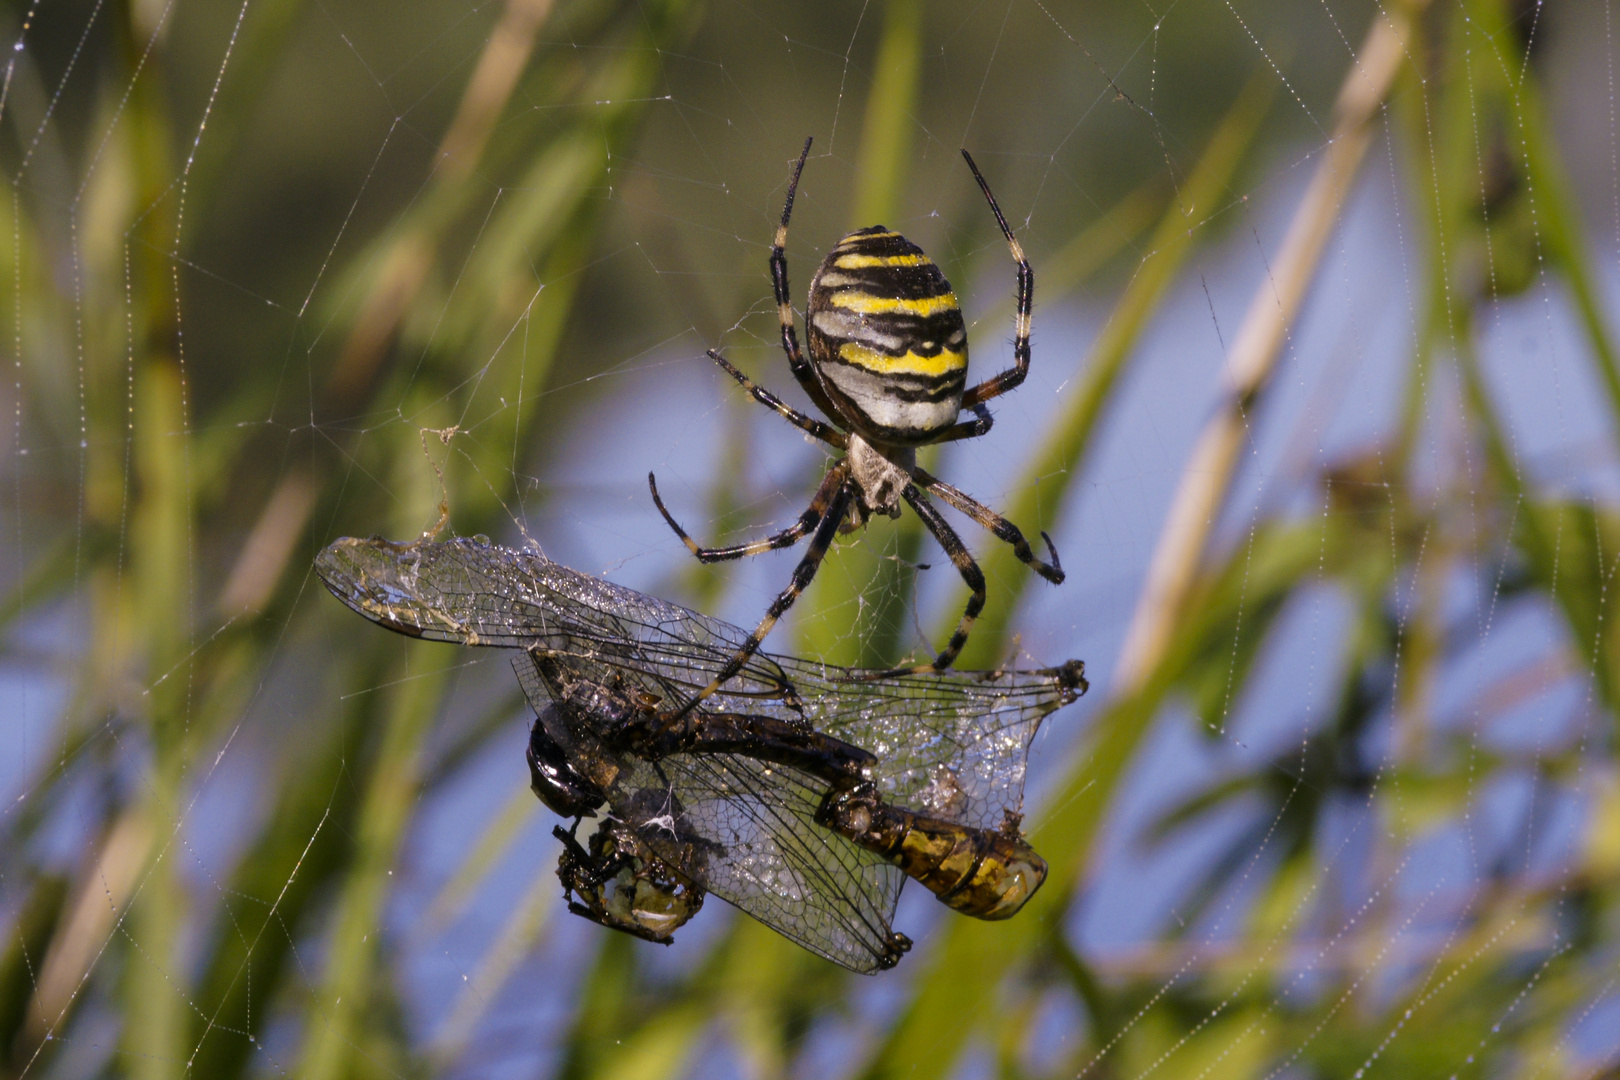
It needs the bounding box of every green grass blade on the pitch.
[185,668,379,1079]
[295,643,452,1080]
[850,0,922,231]
[798,0,925,669]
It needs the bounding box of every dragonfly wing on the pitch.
[515,653,904,972]
[316,535,795,694]
[321,535,1084,831]
[786,663,1077,831]
[614,751,906,974]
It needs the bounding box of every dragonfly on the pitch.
[520,649,1057,966]
[520,661,915,967]
[316,534,1086,972]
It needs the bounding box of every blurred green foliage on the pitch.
[1,0,1617,1077]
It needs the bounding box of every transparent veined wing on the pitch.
[315,535,1086,833]
[522,656,909,972]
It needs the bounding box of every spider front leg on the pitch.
[771,137,844,421]
[958,150,1034,410]
[913,467,1064,583]
[662,466,855,722]
[856,484,988,680]
[649,461,845,563]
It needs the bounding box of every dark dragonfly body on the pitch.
[526,654,1047,938]
[524,655,876,818]
[520,660,912,969]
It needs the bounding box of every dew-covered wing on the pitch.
[316,534,797,692]
[316,535,1085,829]
[516,654,904,973]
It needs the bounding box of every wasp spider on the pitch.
[651,137,1064,715]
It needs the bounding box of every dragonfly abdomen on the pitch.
[816,786,1048,920]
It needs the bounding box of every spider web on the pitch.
[1,0,1617,1078]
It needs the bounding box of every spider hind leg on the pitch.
[852,483,987,680]
[913,467,1064,584]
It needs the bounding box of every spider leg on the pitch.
[707,350,846,448]
[912,466,1064,583]
[662,464,855,722]
[856,484,987,679]
[933,403,994,444]
[772,137,844,421]
[649,462,845,563]
[957,150,1034,411]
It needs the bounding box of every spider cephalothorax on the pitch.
[651,137,1064,717]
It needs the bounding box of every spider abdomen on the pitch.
[805,226,967,444]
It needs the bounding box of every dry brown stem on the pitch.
[1113,1,1427,695]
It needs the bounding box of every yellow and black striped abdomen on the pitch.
[805,227,967,444]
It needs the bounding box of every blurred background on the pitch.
[2,0,1619,1076]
